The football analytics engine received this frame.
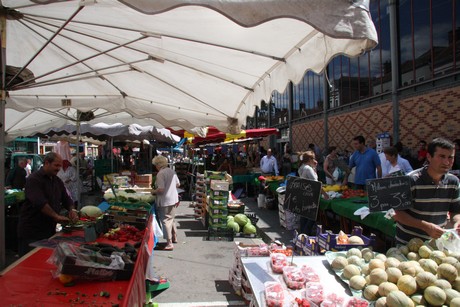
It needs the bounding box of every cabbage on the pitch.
[243,223,257,235]
[227,221,240,232]
[234,214,249,227]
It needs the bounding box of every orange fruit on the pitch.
[58,274,74,284]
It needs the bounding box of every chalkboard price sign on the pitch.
[284,176,322,220]
[366,176,412,212]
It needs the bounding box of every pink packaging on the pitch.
[264,281,285,307]
[301,265,320,282]
[304,282,324,305]
[320,293,347,307]
[270,253,288,274]
[282,266,307,290]
[344,297,369,307]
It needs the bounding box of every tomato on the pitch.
[58,274,74,284]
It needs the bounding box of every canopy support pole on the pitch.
[76,120,81,209]
[0,10,7,270]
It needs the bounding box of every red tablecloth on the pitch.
[0,217,154,306]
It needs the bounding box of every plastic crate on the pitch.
[209,206,229,216]
[209,190,229,198]
[210,198,228,206]
[316,225,376,252]
[207,227,234,241]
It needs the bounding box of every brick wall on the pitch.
[291,86,460,154]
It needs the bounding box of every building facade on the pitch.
[248,0,460,156]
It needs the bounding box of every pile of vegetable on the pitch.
[330,237,460,306]
[104,189,154,203]
[103,224,145,242]
[227,213,257,235]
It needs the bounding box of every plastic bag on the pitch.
[436,229,460,253]
[332,167,344,182]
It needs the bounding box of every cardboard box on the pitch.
[210,180,230,191]
[135,174,152,188]
[54,242,134,281]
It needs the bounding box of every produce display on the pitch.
[271,253,288,274]
[326,237,460,306]
[300,265,320,283]
[304,281,324,304]
[103,224,145,242]
[283,266,307,290]
[80,205,103,218]
[264,176,285,182]
[322,185,366,199]
[227,213,257,236]
[104,189,154,203]
[265,281,285,307]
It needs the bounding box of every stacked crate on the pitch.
[194,173,206,219]
[207,179,231,240]
[229,242,269,302]
[278,192,299,230]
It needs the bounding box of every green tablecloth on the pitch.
[319,198,333,211]
[266,179,283,193]
[232,174,259,185]
[320,197,396,237]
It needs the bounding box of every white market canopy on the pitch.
[33,122,181,144]
[3,0,378,135]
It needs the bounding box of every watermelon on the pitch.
[243,223,257,235]
[234,214,249,227]
[227,221,240,232]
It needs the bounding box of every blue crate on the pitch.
[316,225,376,252]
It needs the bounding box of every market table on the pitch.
[0,216,155,306]
[265,178,284,193]
[320,197,396,238]
[232,173,260,195]
[241,256,350,307]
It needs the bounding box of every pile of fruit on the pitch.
[330,237,460,306]
[264,176,285,182]
[103,225,144,242]
[226,213,257,235]
[323,185,347,192]
[341,189,366,199]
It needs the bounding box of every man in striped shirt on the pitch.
[394,138,460,245]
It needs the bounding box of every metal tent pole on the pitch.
[0,11,7,270]
[76,120,81,209]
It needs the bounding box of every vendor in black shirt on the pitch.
[17,152,78,256]
[5,158,27,189]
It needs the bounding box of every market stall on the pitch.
[236,230,460,307]
[241,256,350,307]
[325,197,396,238]
[0,220,153,306]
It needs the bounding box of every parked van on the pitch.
[10,153,43,173]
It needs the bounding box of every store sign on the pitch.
[366,176,412,212]
[284,176,322,221]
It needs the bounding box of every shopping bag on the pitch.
[436,229,460,253]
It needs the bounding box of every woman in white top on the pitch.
[382,146,413,177]
[297,150,328,235]
[57,159,81,206]
[152,155,180,250]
